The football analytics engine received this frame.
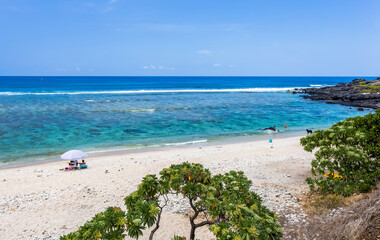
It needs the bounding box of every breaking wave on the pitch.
[0,87,306,96]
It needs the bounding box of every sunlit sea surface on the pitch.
[0,76,375,166]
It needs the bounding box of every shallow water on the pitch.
[0,76,375,165]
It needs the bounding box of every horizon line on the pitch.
[0,75,378,78]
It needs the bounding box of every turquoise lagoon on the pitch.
[0,76,375,166]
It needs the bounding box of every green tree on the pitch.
[61,162,283,240]
[301,111,380,196]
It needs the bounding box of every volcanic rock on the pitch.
[295,78,380,109]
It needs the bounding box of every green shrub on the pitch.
[171,236,187,240]
[301,112,380,196]
[60,207,126,240]
[358,80,380,92]
[61,162,283,240]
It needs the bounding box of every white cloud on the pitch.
[197,49,212,55]
[57,67,94,72]
[213,64,222,67]
[102,0,117,12]
[143,65,175,71]
[103,6,114,12]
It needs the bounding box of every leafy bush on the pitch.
[60,207,126,240]
[61,162,283,240]
[301,111,380,196]
[206,171,282,240]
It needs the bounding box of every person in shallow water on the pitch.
[263,126,276,131]
[284,123,288,128]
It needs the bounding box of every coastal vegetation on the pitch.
[61,162,283,240]
[300,186,379,239]
[301,110,380,196]
[358,80,380,93]
[296,111,380,239]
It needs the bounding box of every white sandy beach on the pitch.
[0,136,313,240]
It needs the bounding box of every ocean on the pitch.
[0,76,375,166]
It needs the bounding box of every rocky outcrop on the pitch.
[295,78,380,109]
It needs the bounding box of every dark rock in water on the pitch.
[123,129,145,134]
[357,107,364,111]
[295,78,380,109]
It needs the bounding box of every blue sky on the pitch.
[0,0,379,76]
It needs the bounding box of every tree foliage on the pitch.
[301,111,380,196]
[61,162,283,240]
[60,207,126,240]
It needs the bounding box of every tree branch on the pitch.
[149,194,168,240]
[195,220,214,228]
[189,198,197,212]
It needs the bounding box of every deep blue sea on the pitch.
[0,76,376,166]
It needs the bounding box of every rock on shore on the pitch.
[296,78,380,109]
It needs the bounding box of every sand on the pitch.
[0,136,313,240]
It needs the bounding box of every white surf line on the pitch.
[0,87,309,95]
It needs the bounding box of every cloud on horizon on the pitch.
[197,49,212,55]
[143,65,175,71]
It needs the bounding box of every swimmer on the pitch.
[263,126,276,131]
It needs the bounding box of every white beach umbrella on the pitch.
[60,150,88,160]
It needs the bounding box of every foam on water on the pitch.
[163,139,208,146]
[0,87,305,95]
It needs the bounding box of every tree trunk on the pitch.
[189,199,199,240]
[149,196,168,240]
[190,221,196,240]
[149,208,162,240]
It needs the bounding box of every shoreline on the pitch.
[0,135,314,239]
[0,130,307,170]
